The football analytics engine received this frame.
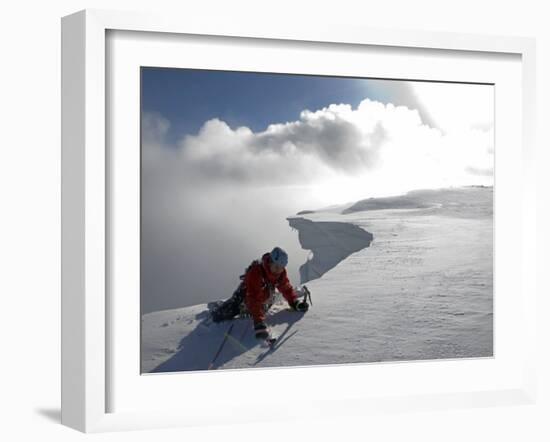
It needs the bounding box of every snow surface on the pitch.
[141,186,493,374]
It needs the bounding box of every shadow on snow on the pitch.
[150,308,305,373]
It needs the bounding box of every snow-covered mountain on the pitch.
[141,186,493,374]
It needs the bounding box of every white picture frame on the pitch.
[61,9,537,433]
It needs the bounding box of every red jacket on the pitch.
[244,253,298,323]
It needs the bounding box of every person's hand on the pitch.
[254,321,270,339]
[291,300,309,312]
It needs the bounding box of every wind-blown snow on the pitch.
[287,217,373,284]
[141,186,493,374]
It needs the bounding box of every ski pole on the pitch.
[208,322,234,370]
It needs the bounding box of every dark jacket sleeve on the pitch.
[276,271,298,306]
[244,266,266,323]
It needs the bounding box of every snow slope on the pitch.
[141,186,493,373]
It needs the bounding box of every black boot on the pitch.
[211,284,245,322]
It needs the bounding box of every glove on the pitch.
[291,299,309,312]
[254,321,270,340]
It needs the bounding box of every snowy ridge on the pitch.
[343,186,493,218]
[142,186,493,374]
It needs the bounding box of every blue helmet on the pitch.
[270,246,288,267]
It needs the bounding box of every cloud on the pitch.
[143,96,494,195]
[465,166,493,176]
[142,111,170,144]
[409,82,494,135]
[140,96,494,312]
[167,100,439,186]
[372,80,441,130]
[177,103,387,185]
